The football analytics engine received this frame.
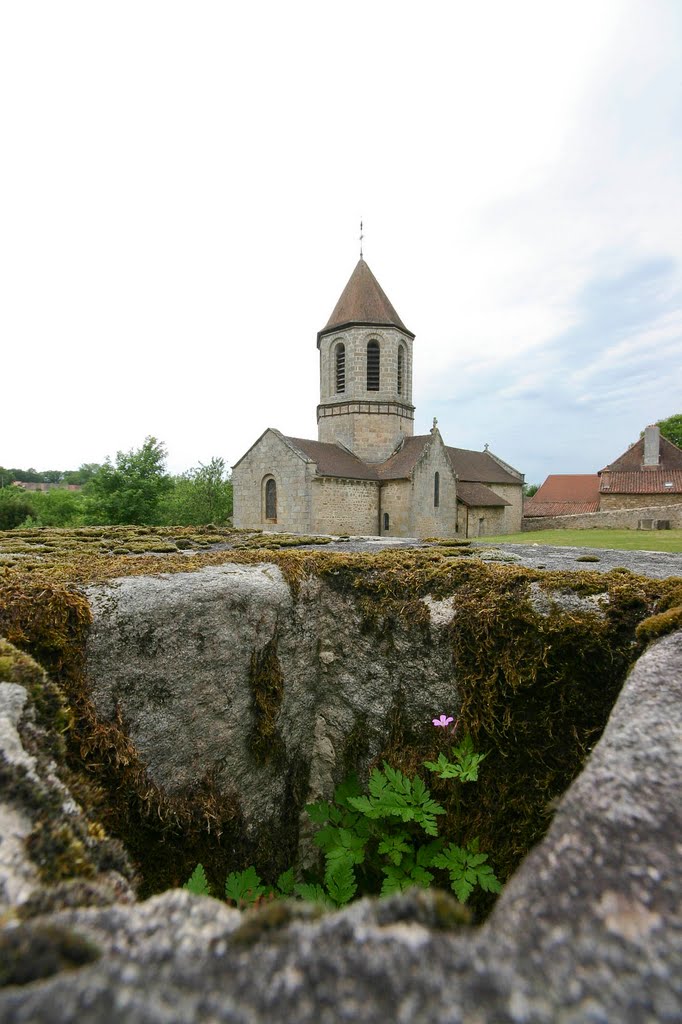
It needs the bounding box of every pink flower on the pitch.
[432,715,454,728]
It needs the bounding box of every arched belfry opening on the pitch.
[366,340,380,391]
[335,342,346,393]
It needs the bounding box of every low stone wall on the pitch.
[523,501,682,531]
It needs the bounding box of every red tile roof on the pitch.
[530,475,601,503]
[523,475,601,518]
[599,470,682,495]
[318,259,413,342]
[524,501,600,518]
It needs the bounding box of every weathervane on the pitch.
[359,219,364,259]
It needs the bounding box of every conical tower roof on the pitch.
[317,259,414,345]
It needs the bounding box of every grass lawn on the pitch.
[475,528,682,553]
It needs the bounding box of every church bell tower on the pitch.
[317,259,415,463]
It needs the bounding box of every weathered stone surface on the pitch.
[84,564,458,835]
[0,631,680,1021]
[0,644,134,918]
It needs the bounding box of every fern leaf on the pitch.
[294,882,333,905]
[377,833,411,866]
[276,867,295,896]
[324,859,357,906]
[225,866,268,907]
[433,841,501,903]
[183,863,212,897]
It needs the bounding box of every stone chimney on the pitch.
[643,424,661,468]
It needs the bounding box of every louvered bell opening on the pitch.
[397,345,404,396]
[335,343,345,393]
[367,341,380,391]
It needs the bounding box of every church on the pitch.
[232,258,524,538]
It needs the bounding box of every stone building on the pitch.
[524,425,682,526]
[233,259,524,538]
[598,424,682,510]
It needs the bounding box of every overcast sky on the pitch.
[1,0,680,485]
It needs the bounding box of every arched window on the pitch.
[367,340,380,391]
[434,472,440,508]
[335,342,345,393]
[264,478,277,521]
[397,345,404,396]
[383,512,390,531]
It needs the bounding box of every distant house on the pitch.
[598,424,682,509]
[11,482,82,492]
[524,475,601,518]
[524,424,682,524]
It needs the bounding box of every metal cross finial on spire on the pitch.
[359,219,364,260]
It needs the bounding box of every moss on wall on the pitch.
[1,525,680,905]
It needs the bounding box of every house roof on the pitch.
[600,434,682,474]
[446,447,520,485]
[318,259,413,343]
[376,435,433,480]
[284,437,380,481]
[456,482,510,508]
[523,475,601,517]
[529,474,601,503]
[599,470,682,495]
[524,501,601,518]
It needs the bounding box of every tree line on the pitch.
[0,438,233,530]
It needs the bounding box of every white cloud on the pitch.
[0,0,679,484]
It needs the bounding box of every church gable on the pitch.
[232,428,315,533]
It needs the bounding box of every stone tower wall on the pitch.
[317,325,415,462]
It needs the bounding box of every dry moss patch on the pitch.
[1,526,681,906]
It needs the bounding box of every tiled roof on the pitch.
[524,501,600,518]
[446,447,520,484]
[528,475,601,504]
[601,435,682,473]
[318,259,413,341]
[376,436,432,480]
[456,482,510,508]
[600,470,682,495]
[284,437,379,480]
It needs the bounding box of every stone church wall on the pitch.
[232,431,314,533]
[312,478,379,535]
[456,503,507,537]
[379,480,412,536]
[411,439,459,538]
[490,482,524,533]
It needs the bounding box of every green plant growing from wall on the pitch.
[182,717,500,909]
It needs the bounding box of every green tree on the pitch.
[523,483,539,498]
[0,489,34,529]
[159,457,233,526]
[23,489,86,527]
[656,414,682,449]
[84,437,172,525]
[63,463,102,485]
